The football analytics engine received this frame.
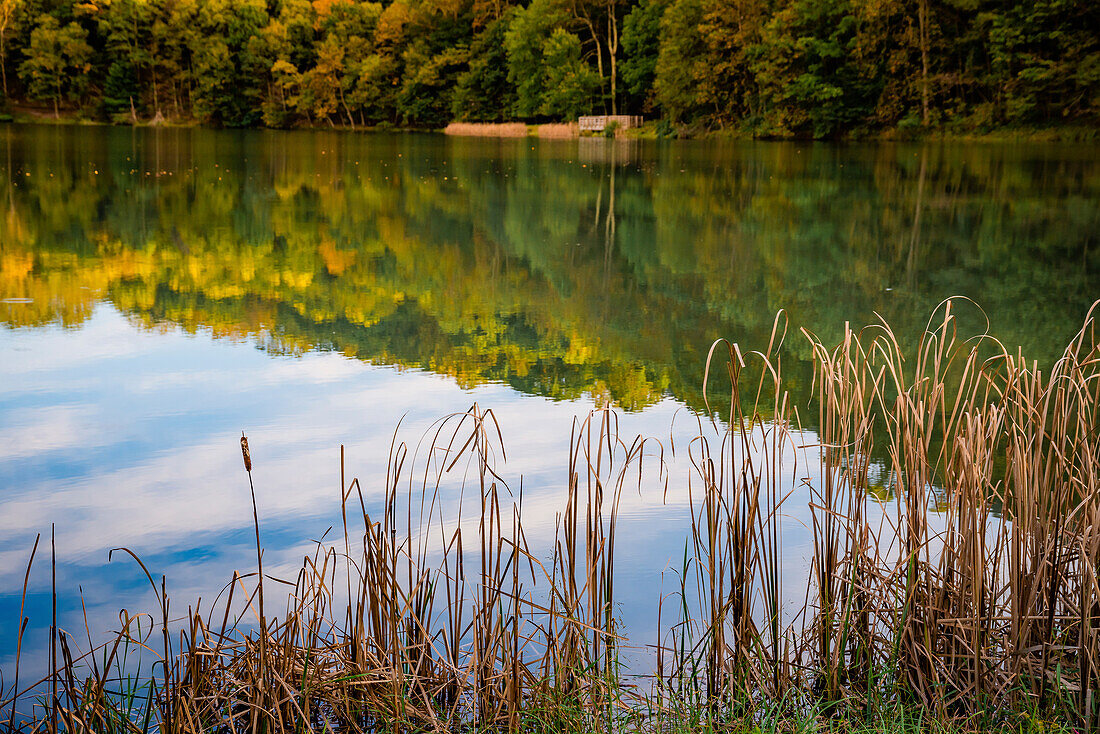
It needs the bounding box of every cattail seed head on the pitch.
[241,434,252,472]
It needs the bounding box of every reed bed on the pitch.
[535,123,579,139]
[442,123,531,138]
[4,299,1100,733]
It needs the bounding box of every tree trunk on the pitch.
[152,64,161,119]
[918,0,930,125]
[577,12,606,113]
[339,84,355,130]
[1,34,8,99]
[606,7,618,116]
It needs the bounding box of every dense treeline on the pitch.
[0,0,1097,136]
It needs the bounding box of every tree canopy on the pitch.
[0,0,1095,136]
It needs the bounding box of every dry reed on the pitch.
[535,123,578,139]
[442,122,531,138]
[4,299,1099,732]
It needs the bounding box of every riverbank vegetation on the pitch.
[3,301,1099,732]
[0,0,1096,138]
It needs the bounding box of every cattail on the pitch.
[240,433,251,472]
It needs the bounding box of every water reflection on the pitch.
[0,125,1097,691]
[1,125,1096,410]
[2,306,820,689]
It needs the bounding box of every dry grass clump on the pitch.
[800,299,1100,724]
[536,123,579,139]
[4,298,1100,733]
[443,122,530,138]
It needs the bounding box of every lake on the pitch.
[1,124,1098,689]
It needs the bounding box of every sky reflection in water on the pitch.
[1,306,817,680]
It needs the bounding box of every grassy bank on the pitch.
[3,300,1099,732]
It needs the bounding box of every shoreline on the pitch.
[3,108,1097,143]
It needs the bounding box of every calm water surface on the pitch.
[1,124,1097,682]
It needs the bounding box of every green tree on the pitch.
[653,0,704,122]
[540,27,600,118]
[752,0,882,137]
[982,0,1100,124]
[190,0,269,127]
[302,37,349,125]
[398,43,468,126]
[275,0,317,72]
[146,2,181,120]
[159,0,201,119]
[96,0,156,118]
[620,0,666,111]
[349,52,400,123]
[317,0,382,42]
[504,0,568,118]
[318,0,382,126]
[696,0,767,124]
[301,35,360,126]
[567,0,628,113]
[452,11,516,121]
[102,58,140,117]
[18,14,92,116]
[344,0,411,124]
[266,57,301,126]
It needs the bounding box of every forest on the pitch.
[0,0,1097,137]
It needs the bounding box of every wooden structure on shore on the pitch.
[577,115,643,133]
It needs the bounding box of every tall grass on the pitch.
[442,122,530,138]
[535,123,578,139]
[4,299,1099,732]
